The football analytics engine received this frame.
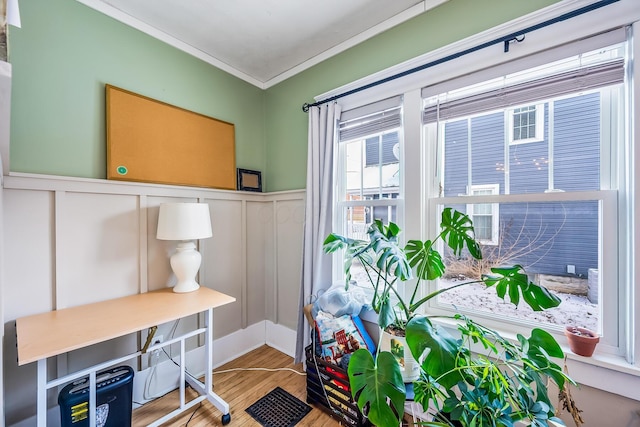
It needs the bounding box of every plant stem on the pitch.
[409,280,483,313]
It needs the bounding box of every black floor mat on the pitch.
[245,386,312,427]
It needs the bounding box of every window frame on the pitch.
[423,42,626,355]
[333,125,404,293]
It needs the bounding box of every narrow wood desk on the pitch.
[16,287,236,427]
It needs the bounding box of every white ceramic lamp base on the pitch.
[170,241,202,293]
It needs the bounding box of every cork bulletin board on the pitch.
[106,84,236,190]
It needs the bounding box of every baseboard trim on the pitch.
[265,320,297,358]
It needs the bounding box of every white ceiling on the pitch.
[78,0,448,88]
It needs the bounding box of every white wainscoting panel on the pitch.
[3,189,58,424]
[1,173,305,426]
[204,198,244,337]
[56,191,140,309]
[275,199,305,330]
[3,189,55,319]
[245,201,270,327]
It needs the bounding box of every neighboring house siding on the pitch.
[554,92,600,191]
[366,133,399,166]
[471,113,505,190]
[498,201,598,276]
[443,120,468,197]
[443,93,600,277]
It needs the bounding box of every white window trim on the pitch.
[508,103,544,144]
[467,184,500,245]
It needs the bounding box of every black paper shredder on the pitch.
[58,365,134,427]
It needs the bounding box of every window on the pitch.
[334,97,403,290]
[509,104,544,143]
[468,185,499,245]
[365,133,400,167]
[423,39,626,352]
[321,2,639,393]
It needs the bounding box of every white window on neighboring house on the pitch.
[468,184,499,245]
[509,104,544,144]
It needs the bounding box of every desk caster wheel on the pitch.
[222,413,231,425]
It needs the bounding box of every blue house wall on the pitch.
[443,92,600,277]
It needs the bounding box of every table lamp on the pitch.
[156,202,212,293]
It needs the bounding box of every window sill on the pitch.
[563,351,640,401]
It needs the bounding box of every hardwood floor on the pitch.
[132,345,342,426]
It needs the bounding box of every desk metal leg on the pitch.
[184,308,230,424]
[37,359,47,427]
[89,371,97,427]
[205,307,213,399]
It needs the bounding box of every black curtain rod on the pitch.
[301,0,620,113]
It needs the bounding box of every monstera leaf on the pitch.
[482,265,561,311]
[323,233,374,287]
[377,294,396,330]
[440,207,482,259]
[518,328,568,406]
[367,220,413,281]
[347,349,406,427]
[405,239,445,281]
[403,209,483,293]
[405,316,464,389]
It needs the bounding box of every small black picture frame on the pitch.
[237,168,262,192]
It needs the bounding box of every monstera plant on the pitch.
[323,208,575,427]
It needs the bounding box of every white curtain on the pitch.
[294,102,341,363]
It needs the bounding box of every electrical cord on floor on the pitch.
[213,367,305,376]
[184,402,202,427]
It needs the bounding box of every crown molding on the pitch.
[75,0,267,89]
[263,0,448,88]
[75,0,448,90]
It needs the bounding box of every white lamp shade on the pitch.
[156,203,212,241]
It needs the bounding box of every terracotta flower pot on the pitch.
[564,326,599,357]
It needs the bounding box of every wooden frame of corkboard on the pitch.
[106,84,236,190]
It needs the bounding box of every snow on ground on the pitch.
[438,279,599,332]
[350,266,599,332]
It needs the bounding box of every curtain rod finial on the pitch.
[302,103,311,113]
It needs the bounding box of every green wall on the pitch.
[9,0,265,181]
[264,0,560,191]
[8,0,561,192]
